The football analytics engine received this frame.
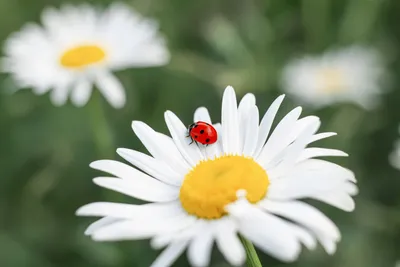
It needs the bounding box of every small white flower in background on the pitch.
[1,3,170,108]
[77,86,357,267]
[281,46,385,109]
[389,126,400,170]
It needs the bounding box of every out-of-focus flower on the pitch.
[389,126,400,170]
[1,3,170,108]
[281,46,385,109]
[77,86,357,267]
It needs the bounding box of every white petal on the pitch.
[90,159,177,186]
[71,79,92,107]
[92,212,196,241]
[76,201,182,219]
[93,177,178,202]
[265,117,320,175]
[242,106,259,156]
[257,106,302,165]
[311,190,356,212]
[50,84,69,106]
[84,217,122,236]
[117,148,182,186]
[221,86,240,154]
[267,174,345,201]
[150,241,188,267]
[286,159,356,183]
[151,220,206,249]
[214,218,246,266]
[318,235,337,255]
[187,225,214,267]
[308,132,337,144]
[258,200,340,242]
[284,222,317,250]
[122,39,171,68]
[268,161,355,201]
[131,121,190,173]
[298,148,348,162]
[164,111,204,166]
[194,107,212,124]
[253,95,285,158]
[238,93,256,152]
[344,182,359,195]
[95,71,126,109]
[227,200,301,262]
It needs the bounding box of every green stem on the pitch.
[88,92,115,159]
[240,236,263,267]
[88,92,120,202]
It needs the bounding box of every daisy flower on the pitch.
[77,86,357,266]
[281,46,385,109]
[1,3,170,108]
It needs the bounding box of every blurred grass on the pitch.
[1,0,400,266]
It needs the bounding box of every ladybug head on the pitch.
[188,123,197,133]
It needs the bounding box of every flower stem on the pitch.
[240,236,263,267]
[88,92,121,202]
[88,92,115,159]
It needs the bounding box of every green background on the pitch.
[1,0,400,266]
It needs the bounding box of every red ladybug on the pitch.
[187,121,218,145]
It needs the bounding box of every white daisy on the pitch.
[281,46,385,109]
[77,86,357,267]
[1,3,169,108]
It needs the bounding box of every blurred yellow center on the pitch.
[179,155,269,219]
[318,68,345,92]
[60,45,106,68]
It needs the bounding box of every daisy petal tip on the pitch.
[277,94,286,101]
[343,200,356,212]
[75,207,85,216]
[230,256,246,267]
[111,99,125,109]
[89,161,102,169]
[92,177,106,185]
[225,85,235,94]
[91,233,106,242]
[131,120,146,130]
[150,238,165,250]
[326,244,337,255]
[131,120,140,129]
[84,230,92,236]
[115,148,124,154]
[164,110,176,121]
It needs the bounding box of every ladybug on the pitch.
[187,121,218,146]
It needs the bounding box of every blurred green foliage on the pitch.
[1,0,400,266]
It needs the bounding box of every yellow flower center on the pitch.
[179,155,269,219]
[60,45,106,68]
[317,68,345,92]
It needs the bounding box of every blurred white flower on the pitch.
[281,46,385,109]
[77,86,357,267]
[1,3,170,108]
[389,126,400,170]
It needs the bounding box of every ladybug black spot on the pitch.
[200,129,205,134]
[194,135,198,139]
[205,138,210,143]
